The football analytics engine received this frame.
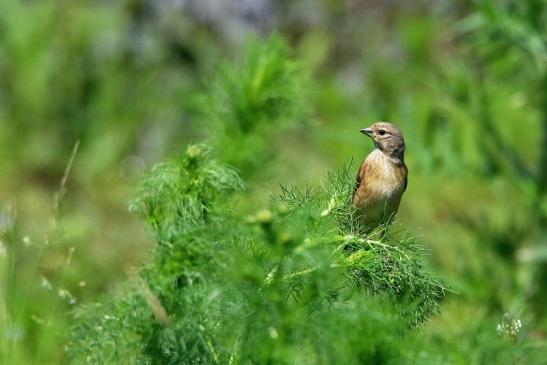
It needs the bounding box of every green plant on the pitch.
[61,34,451,364]
[197,35,309,178]
[67,143,446,364]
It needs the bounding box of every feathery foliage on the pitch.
[66,34,450,365]
[67,143,446,364]
[199,35,309,177]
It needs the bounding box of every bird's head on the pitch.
[360,122,405,161]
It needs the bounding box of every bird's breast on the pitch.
[353,148,408,230]
[362,150,406,199]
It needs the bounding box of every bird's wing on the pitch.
[353,159,368,200]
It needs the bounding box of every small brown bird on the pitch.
[352,122,408,232]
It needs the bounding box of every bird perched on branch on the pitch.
[353,122,407,232]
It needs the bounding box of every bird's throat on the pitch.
[374,147,404,165]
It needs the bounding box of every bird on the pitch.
[352,122,408,233]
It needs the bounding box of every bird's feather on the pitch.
[352,149,407,231]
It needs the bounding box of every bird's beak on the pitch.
[360,128,373,137]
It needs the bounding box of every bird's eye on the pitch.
[378,129,386,135]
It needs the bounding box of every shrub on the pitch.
[67,143,446,364]
[65,33,449,365]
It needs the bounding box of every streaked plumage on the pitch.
[352,122,408,232]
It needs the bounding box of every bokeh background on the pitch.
[1,0,546,363]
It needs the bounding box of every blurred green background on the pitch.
[1,0,546,363]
